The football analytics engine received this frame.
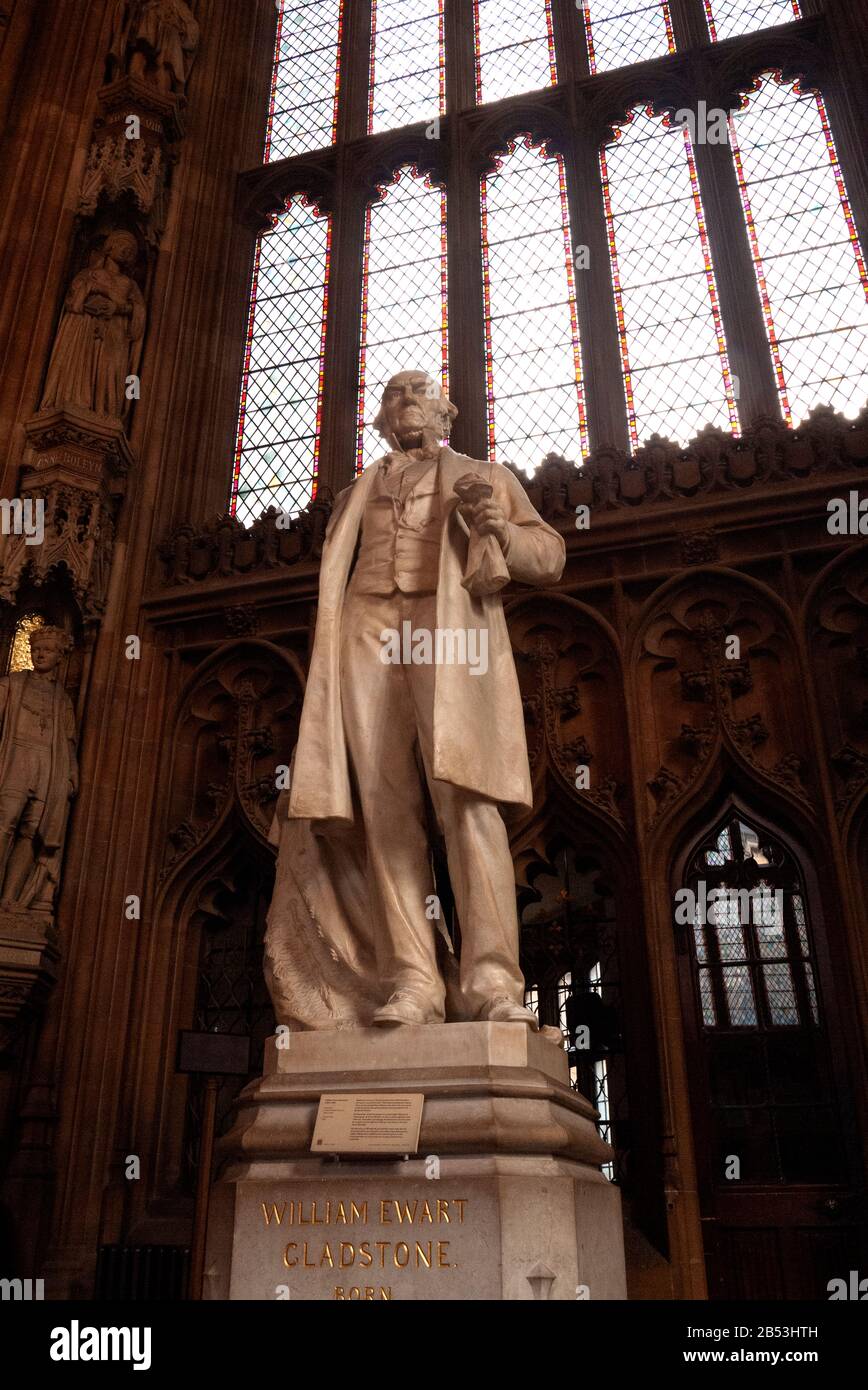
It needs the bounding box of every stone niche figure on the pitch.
[108,0,200,95]
[40,230,145,421]
[265,370,566,1031]
[0,625,78,913]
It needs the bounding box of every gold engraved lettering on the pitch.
[394,1242,410,1268]
[438,1241,451,1267]
[262,1202,287,1226]
[282,1242,298,1268]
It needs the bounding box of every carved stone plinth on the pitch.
[78,77,184,241]
[205,1024,627,1301]
[0,407,134,619]
[0,907,60,1052]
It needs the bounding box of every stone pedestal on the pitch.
[204,1023,627,1301]
[0,907,59,1052]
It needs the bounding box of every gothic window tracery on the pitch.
[231,2,868,512]
[682,813,843,1184]
[357,166,449,471]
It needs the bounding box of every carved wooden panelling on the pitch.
[160,640,304,881]
[809,547,868,824]
[633,575,812,827]
[507,594,628,832]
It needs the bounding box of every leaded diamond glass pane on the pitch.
[763,963,799,1025]
[805,963,819,1024]
[581,1,675,76]
[601,108,738,449]
[481,136,588,473]
[723,965,757,1025]
[369,0,445,134]
[266,0,344,162]
[793,894,809,956]
[699,967,717,1026]
[357,168,449,470]
[705,825,732,866]
[231,197,331,524]
[474,0,557,104]
[715,919,747,960]
[729,73,868,426]
[703,0,800,43]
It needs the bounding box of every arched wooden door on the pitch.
[676,811,865,1299]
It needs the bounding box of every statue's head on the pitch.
[29,625,72,675]
[103,230,139,270]
[373,371,457,453]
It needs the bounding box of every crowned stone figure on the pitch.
[0,625,78,913]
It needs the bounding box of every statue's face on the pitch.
[379,371,453,450]
[104,233,137,269]
[29,636,64,675]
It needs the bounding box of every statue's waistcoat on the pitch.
[349,459,441,597]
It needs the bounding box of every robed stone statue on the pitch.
[40,230,145,421]
[265,372,565,1031]
[108,0,200,95]
[0,625,78,912]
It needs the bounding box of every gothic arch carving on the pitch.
[804,541,868,834]
[157,638,304,890]
[711,25,828,115]
[629,569,814,834]
[352,132,448,202]
[236,154,337,233]
[463,94,574,176]
[580,64,703,148]
[506,592,629,839]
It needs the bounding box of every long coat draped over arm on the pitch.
[287,448,565,825]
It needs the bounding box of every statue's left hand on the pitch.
[463,496,509,549]
[454,472,510,549]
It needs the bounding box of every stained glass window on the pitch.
[684,814,840,1183]
[481,136,588,472]
[728,73,868,426]
[686,816,819,1033]
[357,167,448,470]
[703,0,800,44]
[369,0,446,134]
[473,0,557,105]
[265,0,344,162]
[231,196,331,524]
[581,1,675,76]
[600,107,739,448]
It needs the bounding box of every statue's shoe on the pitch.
[372,992,437,1027]
[476,995,540,1029]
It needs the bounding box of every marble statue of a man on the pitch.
[282,371,565,1029]
[0,625,78,911]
